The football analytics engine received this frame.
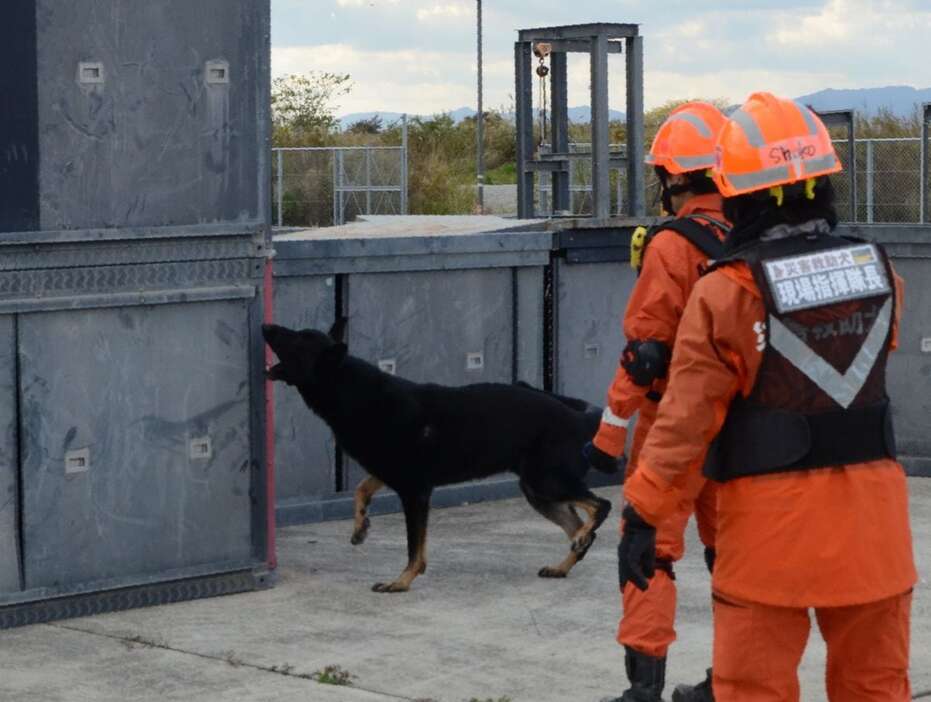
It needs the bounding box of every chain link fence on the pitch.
[845,138,924,224]
[272,121,408,228]
[535,137,929,223]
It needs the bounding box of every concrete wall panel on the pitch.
[344,269,514,491]
[271,276,338,503]
[516,266,545,388]
[555,260,636,405]
[36,0,263,230]
[885,257,931,463]
[19,301,253,589]
[0,317,20,592]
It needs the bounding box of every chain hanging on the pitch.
[533,43,551,149]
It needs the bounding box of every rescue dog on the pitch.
[263,320,616,593]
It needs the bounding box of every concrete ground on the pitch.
[1,480,929,702]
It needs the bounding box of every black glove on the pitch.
[618,505,656,592]
[582,441,622,474]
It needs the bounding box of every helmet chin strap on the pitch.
[658,170,691,215]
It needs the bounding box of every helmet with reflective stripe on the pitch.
[713,92,842,198]
[645,102,727,174]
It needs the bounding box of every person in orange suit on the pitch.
[619,92,916,702]
[586,102,729,702]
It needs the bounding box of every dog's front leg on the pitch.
[351,475,384,545]
[372,489,431,593]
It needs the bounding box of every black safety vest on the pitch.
[636,214,729,274]
[703,228,897,483]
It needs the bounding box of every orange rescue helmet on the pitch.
[645,102,727,174]
[712,92,842,198]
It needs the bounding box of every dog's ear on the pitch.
[319,342,348,368]
[328,317,348,343]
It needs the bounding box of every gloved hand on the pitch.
[618,505,656,591]
[582,441,622,474]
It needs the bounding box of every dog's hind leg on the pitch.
[566,491,612,558]
[351,475,384,545]
[520,482,585,578]
[522,478,611,578]
[372,489,431,593]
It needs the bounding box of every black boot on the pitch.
[671,668,714,702]
[601,647,666,702]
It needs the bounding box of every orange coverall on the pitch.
[625,261,916,701]
[592,192,726,658]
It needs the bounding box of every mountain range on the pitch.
[338,105,625,129]
[339,85,930,129]
[796,85,931,117]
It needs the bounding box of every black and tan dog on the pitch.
[263,320,616,593]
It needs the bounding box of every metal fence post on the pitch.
[848,118,857,222]
[476,0,484,214]
[866,139,874,224]
[276,149,283,228]
[365,147,372,215]
[401,114,409,215]
[922,103,930,224]
[331,150,339,226]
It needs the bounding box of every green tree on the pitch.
[347,114,384,135]
[271,72,351,144]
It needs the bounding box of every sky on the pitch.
[271,0,931,116]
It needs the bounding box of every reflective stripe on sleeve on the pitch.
[601,406,631,428]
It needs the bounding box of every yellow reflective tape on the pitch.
[769,185,784,207]
[805,178,817,200]
[631,226,648,271]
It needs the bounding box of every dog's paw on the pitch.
[371,581,409,593]
[350,517,370,545]
[538,566,568,578]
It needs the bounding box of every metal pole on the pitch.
[590,33,610,220]
[922,103,930,224]
[866,139,874,224]
[515,41,534,218]
[332,150,339,226]
[276,149,283,228]
[625,34,645,216]
[365,147,372,215]
[848,117,857,222]
[616,165,623,216]
[550,51,570,214]
[476,0,484,214]
[339,150,346,225]
[401,114,409,215]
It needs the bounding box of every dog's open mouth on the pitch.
[265,363,285,381]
